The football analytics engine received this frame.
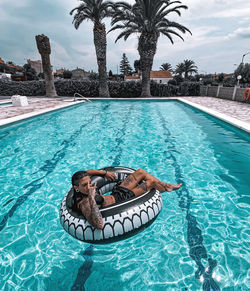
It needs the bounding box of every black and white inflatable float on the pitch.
[60,167,162,244]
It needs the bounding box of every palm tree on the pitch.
[110,0,191,97]
[70,0,114,97]
[160,62,173,72]
[182,59,198,79]
[175,62,185,77]
[176,59,197,79]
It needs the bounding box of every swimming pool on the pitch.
[0,100,249,290]
[0,101,11,107]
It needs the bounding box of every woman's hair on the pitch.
[72,171,89,186]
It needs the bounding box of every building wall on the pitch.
[27,59,43,74]
[0,73,11,80]
[150,77,171,84]
[72,69,87,79]
[125,78,140,82]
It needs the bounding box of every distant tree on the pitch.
[0,62,16,74]
[120,53,132,76]
[218,73,224,83]
[223,76,236,87]
[0,63,10,73]
[175,59,197,79]
[38,72,45,79]
[234,63,250,83]
[23,63,38,80]
[173,75,184,85]
[175,62,185,77]
[160,62,173,72]
[182,59,198,79]
[63,70,72,79]
[109,70,113,77]
[134,59,141,73]
[6,61,15,66]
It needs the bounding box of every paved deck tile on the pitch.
[182,96,250,123]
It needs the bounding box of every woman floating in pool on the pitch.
[72,168,182,230]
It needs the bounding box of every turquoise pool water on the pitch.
[0,100,249,290]
[0,102,11,107]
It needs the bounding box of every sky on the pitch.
[0,0,249,74]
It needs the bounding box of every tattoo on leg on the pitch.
[123,174,136,186]
[138,182,147,192]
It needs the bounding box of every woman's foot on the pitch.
[165,183,182,192]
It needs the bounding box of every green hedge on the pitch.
[0,79,200,97]
[178,81,200,96]
[0,80,46,96]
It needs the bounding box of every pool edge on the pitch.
[0,97,249,134]
[0,100,85,128]
[177,98,250,133]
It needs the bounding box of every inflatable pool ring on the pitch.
[243,88,250,101]
[60,166,162,244]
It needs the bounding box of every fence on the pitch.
[200,85,246,102]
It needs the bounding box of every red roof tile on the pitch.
[150,70,173,78]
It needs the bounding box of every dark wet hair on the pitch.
[72,171,89,186]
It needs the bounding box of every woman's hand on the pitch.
[87,181,97,197]
[105,171,116,181]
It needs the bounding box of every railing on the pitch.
[73,93,92,102]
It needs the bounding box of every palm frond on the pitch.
[115,29,135,42]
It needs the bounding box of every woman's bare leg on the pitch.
[120,168,182,193]
[102,169,182,207]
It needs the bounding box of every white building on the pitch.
[27,59,43,74]
[125,70,173,83]
[0,73,11,80]
[124,75,140,82]
[149,70,173,84]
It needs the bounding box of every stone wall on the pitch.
[235,88,245,102]
[207,86,218,97]
[218,87,233,100]
[200,85,247,102]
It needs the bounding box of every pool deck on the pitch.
[0,97,85,127]
[0,96,249,132]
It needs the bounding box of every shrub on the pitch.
[0,79,201,97]
[62,70,72,79]
[0,80,45,96]
[178,81,200,96]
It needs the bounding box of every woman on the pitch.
[72,168,182,229]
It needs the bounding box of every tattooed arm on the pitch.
[88,184,103,229]
[78,182,103,229]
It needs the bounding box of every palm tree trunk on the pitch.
[138,33,158,97]
[93,23,110,97]
[35,34,57,97]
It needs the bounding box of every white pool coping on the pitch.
[178,98,250,133]
[0,100,85,128]
[0,97,249,134]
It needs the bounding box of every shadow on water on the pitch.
[71,245,94,291]
[158,110,220,291]
[110,105,134,166]
[70,105,134,290]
